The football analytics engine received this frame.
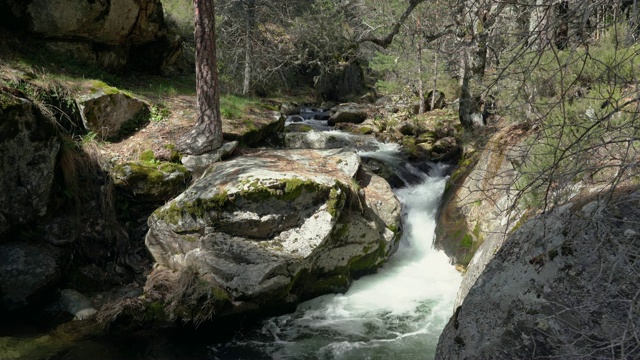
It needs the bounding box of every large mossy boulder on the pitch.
[0,0,181,72]
[328,103,369,126]
[19,0,165,45]
[77,81,149,140]
[112,161,190,203]
[436,190,640,359]
[0,90,60,236]
[144,148,402,320]
[435,124,528,269]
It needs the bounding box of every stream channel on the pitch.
[207,111,462,359]
[2,110,462,360]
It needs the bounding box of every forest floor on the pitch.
[0,29,316,164]
[0,29,461,167]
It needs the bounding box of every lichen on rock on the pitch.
[437,190,640,359]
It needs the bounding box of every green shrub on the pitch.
[149,104,170,123]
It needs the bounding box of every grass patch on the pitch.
[220,94,259,119]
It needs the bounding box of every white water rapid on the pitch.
[210,143,462,360]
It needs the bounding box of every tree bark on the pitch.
[416,19,425,114]
[459,52,474,128]
[242,0,256,96]
[431,42,439,111]
[178,0,223,155]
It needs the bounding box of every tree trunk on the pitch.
[554,1,569,50]
[242,0,256,96]
[178,0,223,155]
[431,42,439,111]
[416,19,425,114]
[456,0,507,129]
[529,0,553,49]
[628,0,639,44]
[459,52,474,128]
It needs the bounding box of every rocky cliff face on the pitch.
[0,90,60,235]
[0,0,182,73]
[435,123,529,305]
[435,117,640,358]
[437,189,640,359]
[143,148,402,320]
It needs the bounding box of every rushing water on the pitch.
[209,141,462,360]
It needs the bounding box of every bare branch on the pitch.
[358,0,427,48]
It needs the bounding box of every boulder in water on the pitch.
[284,131,376,151]
[430,137,461,162]
[59,289,97,321]
[144,149,402,321]
[395,121,425,136]
[279,103,300,116]
[328,103,369,125]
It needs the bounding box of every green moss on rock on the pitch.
[164,143,182,163]
[144,301,167,321]
[327,186,346,218]
[112,161,190,202]
[155,178,347,234]
[88,80,123,96]
[358,126,373,135]
[348,243,385,275]
[308,274,350,294]
[417,131,437,144]
[139,149,155,162]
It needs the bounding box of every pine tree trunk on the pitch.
[178,0,223,155]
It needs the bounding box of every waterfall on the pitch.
[210,142,462,360]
